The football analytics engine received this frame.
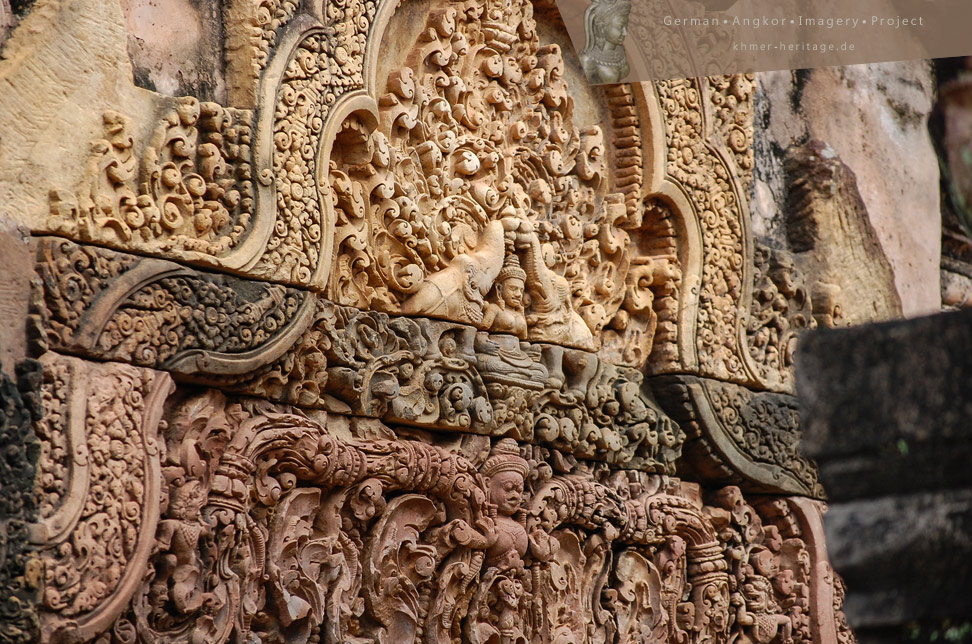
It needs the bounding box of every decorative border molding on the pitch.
[653,374,823,498]
[27,353,173,643]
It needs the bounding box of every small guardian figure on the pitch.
[578,0,632,84]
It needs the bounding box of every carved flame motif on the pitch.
[327,0,647,351]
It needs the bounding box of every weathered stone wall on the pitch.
[752,64,941,320]
[798,309,972,643]
[0,0,940,642]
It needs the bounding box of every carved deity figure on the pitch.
[483,252,528,337]
[482,439,530,568]
[736,576,794,644]
[154,479,212,615]
[468,439,532,644]
[578,0,632,84]
[511,217,594,347]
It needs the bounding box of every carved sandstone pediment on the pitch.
[0,0,858,642]
[325,0,661,364]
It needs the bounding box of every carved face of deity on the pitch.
[169,480,206,520]
[500,277,525,309]
[489,470,525,517]
[604,13,628,46]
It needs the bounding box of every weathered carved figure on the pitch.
[153,479,212,616]
[512,217,594,348]
[736,576,795,644]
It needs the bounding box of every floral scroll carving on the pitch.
[46,100,255,264]
[43,0,380,289]
[29,237,312,376]
[654,375,823,498]
[22,388,854,644]
[28,353,174,644]
[746,244,815,391]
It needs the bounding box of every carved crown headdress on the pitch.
[481,438,529,479]
[497,252,527,284]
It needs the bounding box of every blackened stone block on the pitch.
[796,309,972,640]
[796,308,972,501]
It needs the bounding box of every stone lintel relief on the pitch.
[19,380,853,644]
[308,0,815,396]
[30,236,682,471]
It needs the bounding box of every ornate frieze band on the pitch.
[18,370,852,644]
[30,237,681,471]
[653,374,823,498]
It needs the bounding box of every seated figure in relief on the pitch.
[475,331,548,390]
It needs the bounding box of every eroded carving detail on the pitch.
[708,74,755,189]
[225,0,301,106]
[46,100,254,260]
[606,196,682,371]
[0,359,42,644]
[746,244,815,390]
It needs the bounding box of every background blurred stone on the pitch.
[797,309,972,641]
